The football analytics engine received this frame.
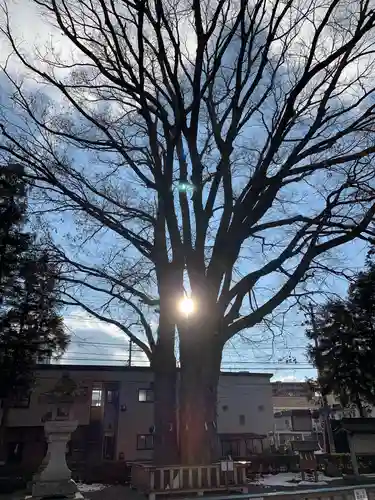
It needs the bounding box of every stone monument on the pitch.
[32,373,81,499]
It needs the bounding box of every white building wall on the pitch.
[217,374,274,437]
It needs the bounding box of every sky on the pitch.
[0,0,372,383]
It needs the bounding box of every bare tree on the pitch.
[1,0,375,464]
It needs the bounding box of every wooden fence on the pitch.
[131,462,247,499]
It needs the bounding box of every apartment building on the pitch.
[271,382,323,448]
[0,365,274,470]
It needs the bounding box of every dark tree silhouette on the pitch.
[1,0,375,463]
[306,263,375,416]
[0,165,68,454]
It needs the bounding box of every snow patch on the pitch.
[77,483,109,492]
[254,472,338,487]
[299,480,328,486]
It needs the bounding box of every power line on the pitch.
[68,338,308,350]
[61,356,314,367]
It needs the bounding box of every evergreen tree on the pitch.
[0,164,30,304]
[306,266,375,416]
[0,164,69,440]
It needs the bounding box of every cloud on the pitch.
[64,309,127,339]
[59,309,150,366]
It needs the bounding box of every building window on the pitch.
[258,405,264,412]
[91,387,102,407]
[137,434,154,450]
[138,389,154,402]
[239,414,246,425]
[221,439,240,458]
[245,438,263,454]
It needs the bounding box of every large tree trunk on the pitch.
[152,325,179,465]
[0,401,9,463]
[179,332,222,465]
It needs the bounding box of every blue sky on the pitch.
[1,0,373,382]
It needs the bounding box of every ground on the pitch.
[2,473,375,500]
[78,473,375,498]
[81,484,143,500]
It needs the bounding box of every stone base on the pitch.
[31,478,78,499]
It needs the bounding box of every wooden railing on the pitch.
[131,462,247,499]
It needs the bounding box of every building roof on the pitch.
[36,364,273,378]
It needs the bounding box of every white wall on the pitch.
[217,374,273,436]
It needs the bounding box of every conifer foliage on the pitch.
[306,262,375,416]
[0,164,68,417]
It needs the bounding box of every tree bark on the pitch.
[152,331,179,465]
[179,331,222,465]
[0,400,9,463]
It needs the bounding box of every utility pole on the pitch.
[309,304,335,453]
[128,339,133,366]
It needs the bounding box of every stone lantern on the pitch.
[32,373,82,499]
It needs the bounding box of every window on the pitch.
[137,434,154,450]
[138,389,154,402]
[91,387,103,407]
[258,405,264,412]
[221,439,240,458]
[239,414,246,426]
[245,438,263,454]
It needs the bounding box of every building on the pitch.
[271,382,323,448]
[0,365,274,471]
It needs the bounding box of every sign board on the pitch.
[220,460,234,472]
[354,490,368,500]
